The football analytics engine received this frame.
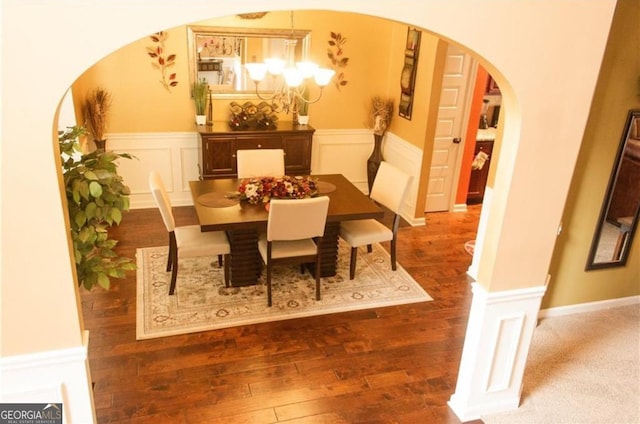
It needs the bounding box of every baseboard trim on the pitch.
[539,295,640,319]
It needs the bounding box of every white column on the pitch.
[448,282,547,422]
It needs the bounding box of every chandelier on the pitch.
[244,12,335,123]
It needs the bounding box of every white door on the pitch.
[425,44,473,212]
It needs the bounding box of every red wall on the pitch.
[455,66,489,205]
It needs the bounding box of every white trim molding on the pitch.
[112,130,425,228]
[448,283,547,422]
[0,331,96,423]
[313,129,424,227]
[539,294,640,319]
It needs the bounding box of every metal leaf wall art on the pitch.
[146,31,178,92]
[327,32,349,91]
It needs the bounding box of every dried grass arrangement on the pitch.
[83,87,112,150]
[369,96,394,136]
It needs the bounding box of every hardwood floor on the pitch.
[81,204,483,423]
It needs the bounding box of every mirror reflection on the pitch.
[187,26,310,97]
[586,109,640,269]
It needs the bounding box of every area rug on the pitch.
[136,241,432,340]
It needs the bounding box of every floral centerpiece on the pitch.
[237,176,317,204]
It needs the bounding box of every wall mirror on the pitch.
[586,109,640,270]
[187,26,311,98]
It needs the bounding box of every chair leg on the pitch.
[223,254,230,288]
[267,261,272,307]
[315,252,322,301]
[166,233,176,272]
[367,244,372,253]
[218,254,223,267]
[390,237,397,271]
[169,249,178,295]
[349,247,358,280]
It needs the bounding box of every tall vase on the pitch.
[367,134,384,193]
[95,139,106,151]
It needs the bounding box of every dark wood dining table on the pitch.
[189,174,384,286]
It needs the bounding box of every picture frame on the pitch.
[399,28,421,120]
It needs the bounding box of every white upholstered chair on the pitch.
[236,148,286,178]
[257,196,330,306]
[149,171,231,295]
[339,161,412,279]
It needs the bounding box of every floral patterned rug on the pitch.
[136,241,432,340]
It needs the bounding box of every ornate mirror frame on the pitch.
[586,109,640,270]
[186,25,311,99]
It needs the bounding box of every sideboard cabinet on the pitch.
[197,122,315,179]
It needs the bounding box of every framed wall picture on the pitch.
[399,28,421,120]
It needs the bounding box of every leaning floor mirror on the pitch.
[586,109,640,270]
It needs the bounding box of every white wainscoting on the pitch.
[0,331,96,423]
[448,283,547,422]
[107,130,423,226]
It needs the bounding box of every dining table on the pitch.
[189,174,384,287]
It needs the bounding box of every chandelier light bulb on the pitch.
[296,61,319,78]
[283,68,304,87]
[245,63,268,81]
[265,58,286,75]
[314,68,336,87]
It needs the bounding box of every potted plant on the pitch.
[59,125,136,290]
[193,78,208,125]
[82,87,112,151]
[296,84,310,125]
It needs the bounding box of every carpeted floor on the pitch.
[136,241,432,340]
[482,303,640,424]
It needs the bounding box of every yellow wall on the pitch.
[545,0,640,309]
[72,7,639,308]
[73,11,439,137]
[1,1,619,358]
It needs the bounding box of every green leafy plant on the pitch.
[59,126,136,290]
[193,78,208,115]
[297,83,310,116]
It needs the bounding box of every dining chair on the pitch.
[236,148,286,178]
[339,161,413,279]
[257,196,330,306]
[149,171,231,295]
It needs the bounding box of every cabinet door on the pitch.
[283,134,312,175]
[202,136,236,178]
[466,140,493,204]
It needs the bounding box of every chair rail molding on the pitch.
[109,129,423,227]
[313,129,423,227]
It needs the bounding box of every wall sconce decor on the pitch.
[399,28,421,120]
[244,12,335,123]
[146,31,178,92]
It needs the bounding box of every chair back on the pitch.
[148,171,176,232]
[237,149,285,178]
[370,161,413,214]
[267,197,330,241]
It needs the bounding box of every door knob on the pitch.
[453,137,462,144]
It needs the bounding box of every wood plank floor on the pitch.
[81,204,483,423]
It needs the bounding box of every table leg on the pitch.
[227,229,261,286]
